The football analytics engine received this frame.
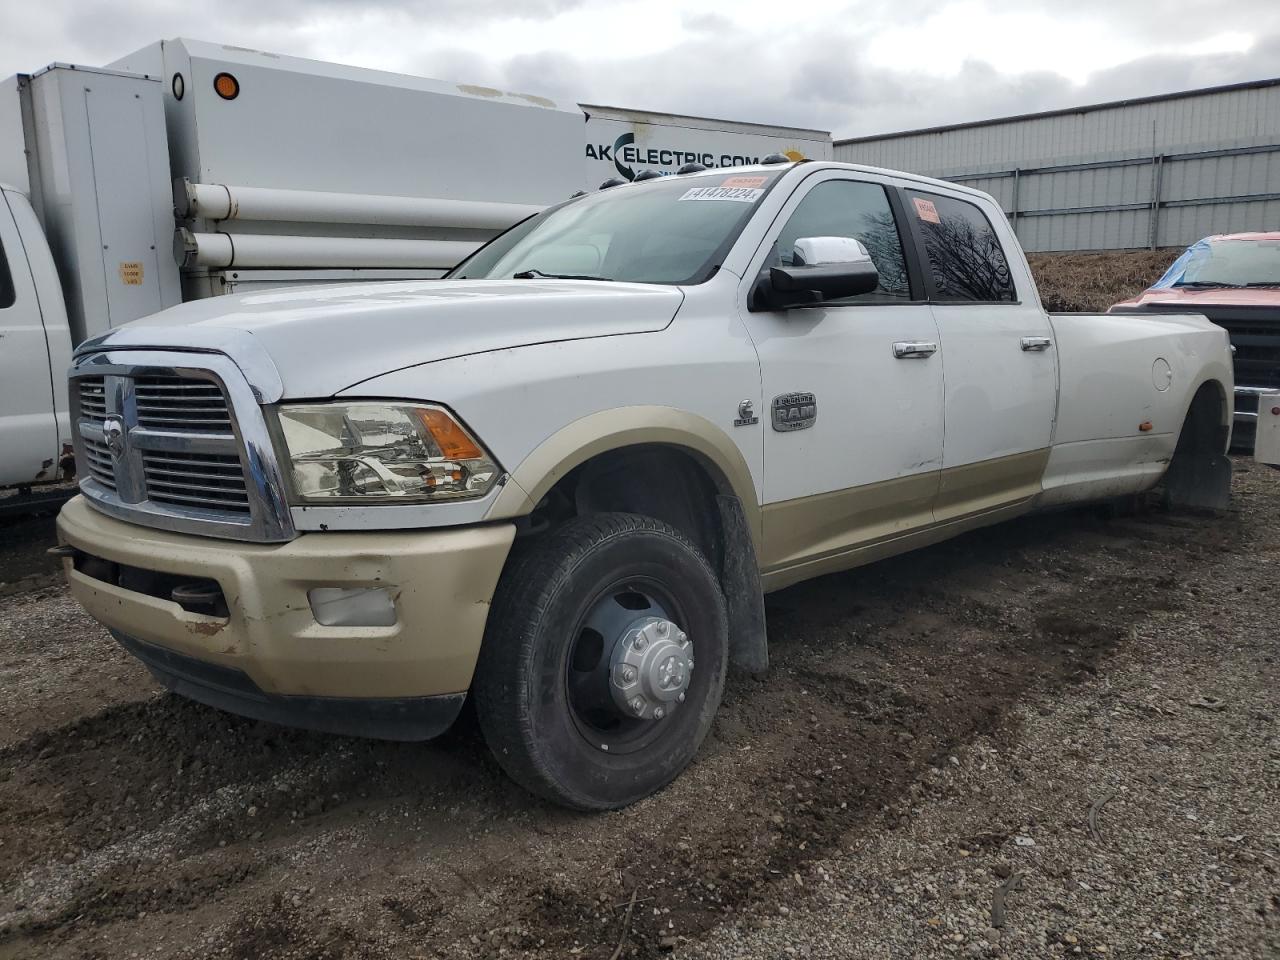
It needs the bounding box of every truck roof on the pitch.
[670,160,992,201]
[144,38,579,114]
[28,63,161,83]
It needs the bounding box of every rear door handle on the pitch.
[892,341,938,359]
[1020,336,1053,352]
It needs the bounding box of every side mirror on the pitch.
[752,236,879,311]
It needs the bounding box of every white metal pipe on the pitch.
[176,179,542,231]
[178,230,480,270]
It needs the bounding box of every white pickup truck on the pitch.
[54,160,1233,809]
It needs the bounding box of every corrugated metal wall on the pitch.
[835,80,1280,251]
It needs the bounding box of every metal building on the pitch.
[835,78,1280,252]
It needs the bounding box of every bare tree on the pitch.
[859,209,909,296]
[917,211,1014,301]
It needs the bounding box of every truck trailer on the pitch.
[0,38,833,495]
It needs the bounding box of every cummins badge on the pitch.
[772,392,817,432]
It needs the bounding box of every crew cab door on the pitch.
[738,172,944,578]
[901,189,1058,520]
[0,190,61,488]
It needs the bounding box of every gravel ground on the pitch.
[0,461,1276,959]
[683,485,1280,958]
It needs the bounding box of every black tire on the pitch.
[472,512,728,810]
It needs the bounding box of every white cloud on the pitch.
[0,0,1276,138]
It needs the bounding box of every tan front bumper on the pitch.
[56,496,515,699]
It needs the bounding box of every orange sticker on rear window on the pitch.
[721,175,767,189]
[913,197,941,223]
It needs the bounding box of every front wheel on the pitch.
[472,513,728,810]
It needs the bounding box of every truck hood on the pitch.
[1112,286,1280,310]
[78,279,684,400]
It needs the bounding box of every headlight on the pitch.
[275,402,500,503]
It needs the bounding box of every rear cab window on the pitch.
[905,191,1017,303]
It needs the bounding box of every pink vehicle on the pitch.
[1111,232,1280,450]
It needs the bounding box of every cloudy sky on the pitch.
[2,0,1278,137]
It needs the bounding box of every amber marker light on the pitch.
[1139,421,1154,432]
[419,408,485,460]
[213,72,240,100]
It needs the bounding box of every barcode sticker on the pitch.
[678,186,764,203]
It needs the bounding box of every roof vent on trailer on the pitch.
[761,153,792,164]
[598,177,627,190]
[677,162,708,174]
[633,170,663,181]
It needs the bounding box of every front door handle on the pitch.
[893,341,938,359]
[1021,336,1053,352]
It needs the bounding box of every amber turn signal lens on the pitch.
[419,408,485,460]
[1139,421,1153,432]
[213,72,240,100]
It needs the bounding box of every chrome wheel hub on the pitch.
[609,616,693,721]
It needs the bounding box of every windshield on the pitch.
[449,170,786,285]
[1153,237,1280,288]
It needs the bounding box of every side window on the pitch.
[0,235,15,309]
[906,191,1016,302]
[772,180,911,303]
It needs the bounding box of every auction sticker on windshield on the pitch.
[679,185,765,203]
[721,175,768,188]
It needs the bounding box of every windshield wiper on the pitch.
[1172,280,1244,288]
[1243,281,1280,287]
[512,269,612,281]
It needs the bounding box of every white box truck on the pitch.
[0,38,833,497]
[583,103,831,186]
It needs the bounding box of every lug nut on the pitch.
[633,635,648,651]
[653,707,665,719]
[687,658,694,670]
[621,666,637,683]
[630,696,645,715]
[657,621,670,637]
[678,692,686,702]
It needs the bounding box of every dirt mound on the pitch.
[1027,248,1182,312]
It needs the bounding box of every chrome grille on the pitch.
[75,376,117,490]
[142,450,250,513]
[71,370,249,516]
[134,376,235,433]
[78,376,108,419]
[68,353,293,542]
[82,436,117,489]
